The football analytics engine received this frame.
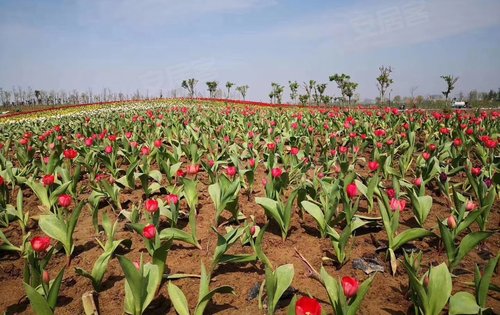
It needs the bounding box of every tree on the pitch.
[181,78,198,98]
[329,73,358,104]
[288,81,299,103]
[236,85,249,100]
[270,83,284,104]
[316,83,327,105]
[304,80,316,104]
[376,66,393,103]
[206,81,218,98]
[225,82,234,99]
[298,94,309,106]
[440,75,458,100]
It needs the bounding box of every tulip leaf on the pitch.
[167,282,190,315]
[24,283,54,315]
[392,228,434,252]
[301,200,326,235]
[427,263,452,315]
[449,292,481,315]
[477,254,500,307]
[347,274,375,315]
[452,231,493,269]
[47,267,65,309]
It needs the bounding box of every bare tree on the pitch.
[440,75,459,100]
[376,66,393,103]
[236,85,249,100]
[181,78,198,98]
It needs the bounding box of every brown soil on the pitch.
[0,159,499,315]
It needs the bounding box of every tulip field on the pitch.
[0,98,499,315]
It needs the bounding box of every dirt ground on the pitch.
[0,150,499,315]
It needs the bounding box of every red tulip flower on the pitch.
[186,164,200,175]
[104,146,113,154]
[141,146,151,156]
[422,152,431,160]
[165,194,179,205]
[154,139,162,148]
[176,169,186,178]
[471,167,481,177]
[144,199,159,213]
[0,175,4,186]
[42,174,55,187]
[226,166,237,178]
[58,194,72,208]
[295,296,322,315]
[346,183,358,199]
[342,276,359,299]
[447,215,457,229]
[368,161,379,172]
[267,143,276,151]
[143,224,157,240]
[31,236,51,252]
[63,149,78,160]
[271,168,283,179]
[290,147,299,156]
[390,198,406,212]
[42,270,50,284]
[248,158,255,168]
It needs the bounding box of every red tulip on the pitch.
[84,138,94,147]
[58,194,72,208]
[341,276,359,299]
[267,143,276,151]
[453,138,462,147]
[386,188,396,199]
[248,158,255,168]
[447,215,457,229]
[470,167,481,177]
[346,183,358,199]
[414,177,423,187]
[374,129,386,137]
[31,236,51,252]
[143,224,157,240]
[368,161,379,172]
[295,296,322,315]
[390,198,406,212]
[125,131,133,139]
[42,270,50,284]
[144,199,159,213]
[466,201,477,211]
[42,174,55,187]
[176,169,186,178]
[186,164,200,175]
[422,152,431,160]
[165,194,179,205]
[63,149,78,160]
[154,139,162,148]
[226,166,237,177]
[271,168,283,178]
[290,147,299,156]
[339,146,348,154]
[0,175,4,186]
[104,146,113,154]
[141,146,150,156]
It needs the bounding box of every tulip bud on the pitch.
[423,275,430,288]
[447,215,457,229]
[42,270,50,284]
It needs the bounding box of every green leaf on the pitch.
[117,255,144,315]
[301,200,325,235]
[449,292,481,315]
[47,268,65,309]
[159,228,200,248]
[427,263,452,315]
[392,228,434,252]
[255,197,283,228]
[167,282,190,315]
[38,215,68,250]
[453,232,493,269]
[347,275,375,315]
[477,254,500,307]
[271,264,295,311]
[24,283,53,315]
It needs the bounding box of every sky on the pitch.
[0,0,499,101]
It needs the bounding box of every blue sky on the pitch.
[0,0,499,101]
